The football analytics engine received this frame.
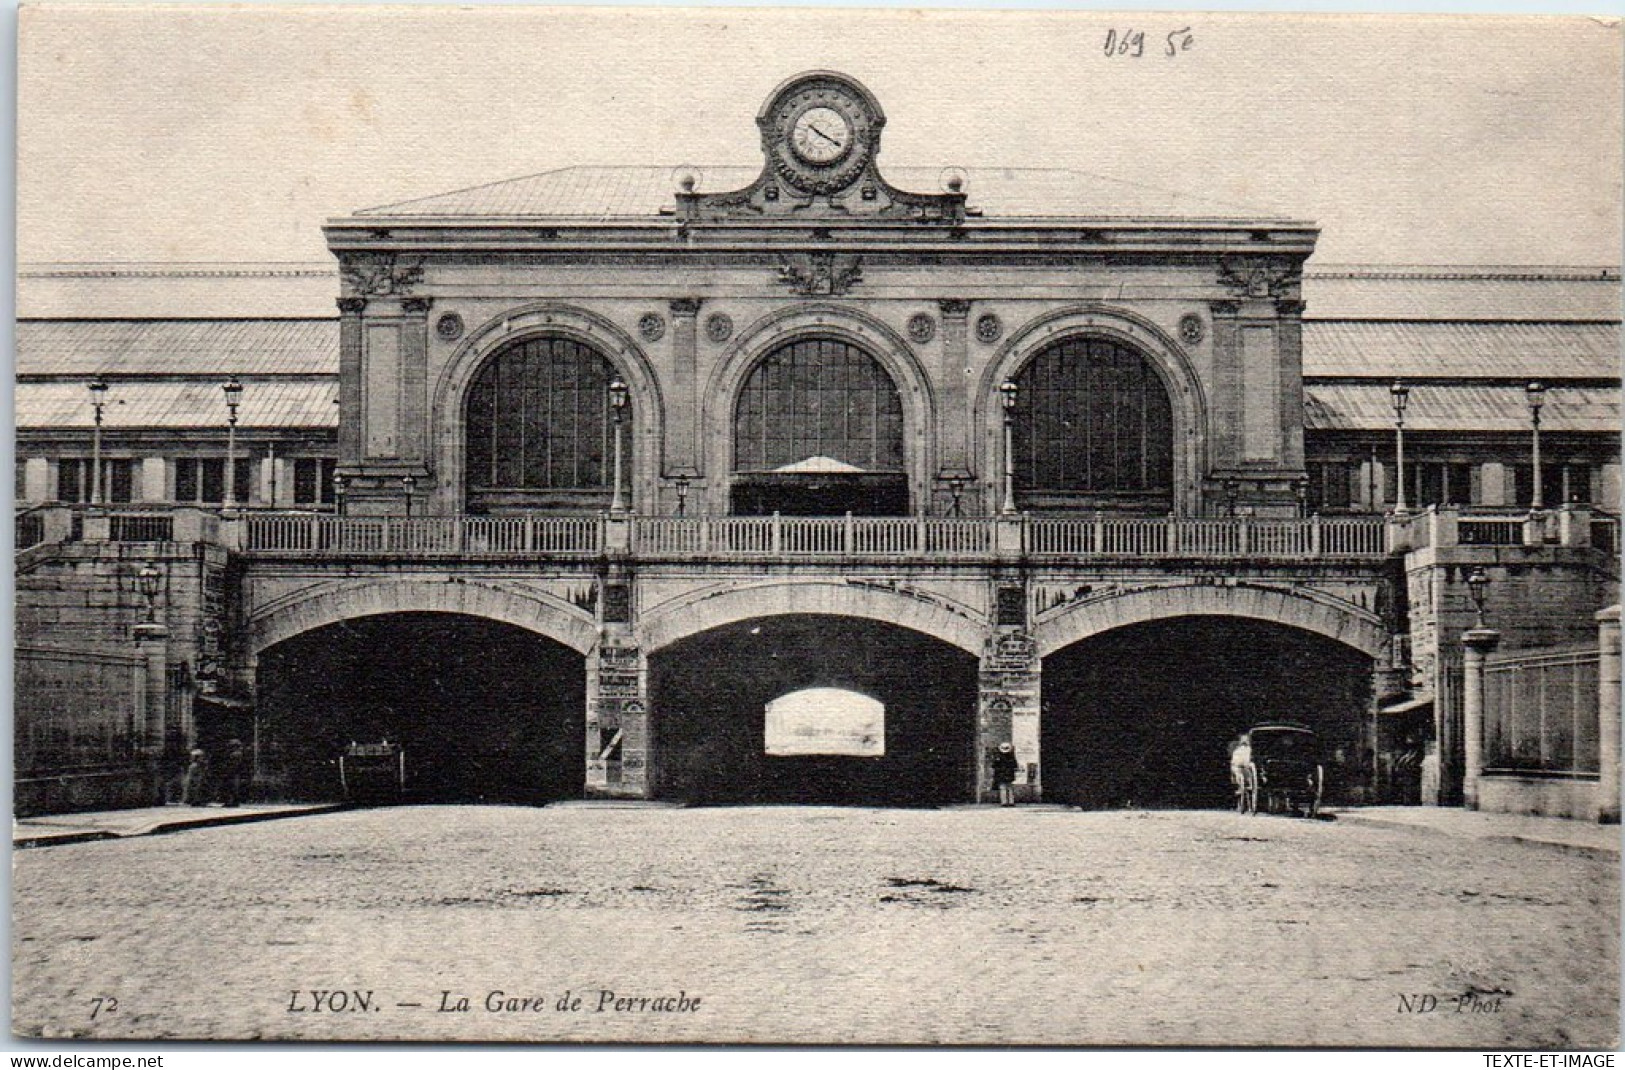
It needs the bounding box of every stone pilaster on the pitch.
[337,297,366,467]
[936,299,973,488]
[667,298,702,478]
[399,296,433,466]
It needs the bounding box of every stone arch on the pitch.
[976,305,1209,516]
[1035,582,1386,660]
[248,577,599,657]
[700,304,936,514]
[430,303,665,515]
[639,580,985,656]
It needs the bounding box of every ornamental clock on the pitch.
[763,75,880,195]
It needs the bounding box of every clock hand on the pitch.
[807,123,842,147]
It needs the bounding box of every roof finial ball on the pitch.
[941,166,968,195]
[672,166,700,195]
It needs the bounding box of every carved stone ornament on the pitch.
[638,313,666,342]
[1218,255,1300,300]
[336,297,367,315]
[906,313,936,344]
[975,313,1003,344]
[669,298,702,318]
[777,252,864,297]
[435,313,465,341]
[340,252,425,297]
[938,298,972,318]
[704,312,734,343]
[401,296,433,316]
[1178,313,1205,345]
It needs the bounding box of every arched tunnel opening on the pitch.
[1041,616,1373,810]
[649,614,978,806]
[255,612,585,803]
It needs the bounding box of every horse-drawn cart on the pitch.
[1231,723,1323,818]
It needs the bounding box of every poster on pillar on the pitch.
[11,5,1622,1053]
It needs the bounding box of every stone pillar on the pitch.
[978,581,1041,802]
[1479,461,1508,507]
[133,620,168,804]
[1597,606,1620,824]
[138,457,168,503]
[399,296,433,467]
[585,639,651,799]
[1461,627,1501,810]
[23,456,49,503]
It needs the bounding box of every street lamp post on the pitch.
[88,377,109,506]
[1526,381,1546,512]
[674,474,690,517]
[222,378,243,511]
[999,380,1019,515]
[401,473,416,518]
[137,562,162,625]
[947,474,966,518]
[1467,566,1491,630]
[1389,380,1410,515]
[608,378,629,514]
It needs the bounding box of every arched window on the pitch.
[732,337,907,515]
[464,336,628,514]
[1011,337,1174,512]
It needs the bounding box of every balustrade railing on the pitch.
[239,511,1389,561]
[245,513,603,557]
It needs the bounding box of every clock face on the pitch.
[790,106,853,166]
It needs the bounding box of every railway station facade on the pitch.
[15,72,1621,816]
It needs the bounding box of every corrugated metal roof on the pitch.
[1302,321,1619,380]
[15,319,339,376]
[1304,383,1619,433]
[17,264,339,319]
[354,165,1289,223]
[15,379,338,430]
[1302,268,1620,322]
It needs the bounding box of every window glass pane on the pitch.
[734,338,903,473]
[321,460,337,504]
[107,460,133,503]
[176,460,198,503]
[201,459,225,503]
[294,459,317,504]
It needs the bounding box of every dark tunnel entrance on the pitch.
[649,615,978,806]
[255,613,585,803]
[1041,616,1373,810]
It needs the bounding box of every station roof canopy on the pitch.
[1303,382,1619,434]
[351,165,1296,225]
[14,378,338,430]
[14,319,339,377]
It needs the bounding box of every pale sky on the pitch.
[16,5,1623,266]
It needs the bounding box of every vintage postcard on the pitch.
[11,3,1621,1049]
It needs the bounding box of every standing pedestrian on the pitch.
[182,747,210,807]
[219,738,247,806]
[992,741,1019,807]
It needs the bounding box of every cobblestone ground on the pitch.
[12,807,1618,1047]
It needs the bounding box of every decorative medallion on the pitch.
[435,312,464,341]
[906,313,936,344]
[704,312,734,343]
[1178,313,1205,345]
[975,314,1003,344]
[637,312,666,342]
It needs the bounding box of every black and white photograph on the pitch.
[10,4,1622,1050]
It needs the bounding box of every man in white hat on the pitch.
[991,741,1019,807]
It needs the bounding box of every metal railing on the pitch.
[108,513,175,543]
[1025,514,1385,559]
[631,514,997,559]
